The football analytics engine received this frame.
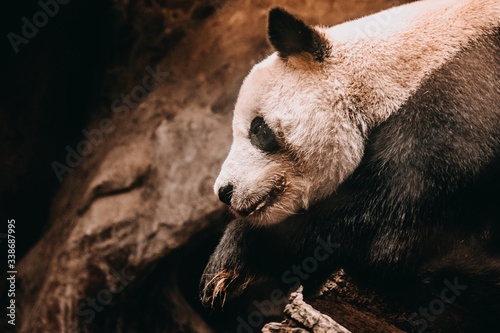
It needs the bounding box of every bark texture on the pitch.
[263,287,351,333]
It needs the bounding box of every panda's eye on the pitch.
[249,117,280,153]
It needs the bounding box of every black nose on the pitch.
[218,184,233,206]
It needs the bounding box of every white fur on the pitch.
[215,0,500,224]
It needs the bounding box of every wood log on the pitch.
[263,287,351,333]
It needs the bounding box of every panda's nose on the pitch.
[218,184,234,206]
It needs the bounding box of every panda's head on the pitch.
[213,2,500,224]
[214,8,367,224]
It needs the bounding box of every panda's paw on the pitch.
[200,266,260,308]
[199,269,234,308]
[200,220,262,308]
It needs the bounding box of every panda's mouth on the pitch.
[236,194,274,217]
[234,176,287,217]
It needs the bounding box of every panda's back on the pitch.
[339,26,500,274]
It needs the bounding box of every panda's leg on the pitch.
[200,220,255,307]
[199,219,285,307]
[199,212,344,308]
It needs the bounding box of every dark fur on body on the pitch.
[201,16,500,333]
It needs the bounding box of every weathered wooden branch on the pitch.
[263,287,351,333]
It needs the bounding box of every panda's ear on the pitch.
[268,8,330,62]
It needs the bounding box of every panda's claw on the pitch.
[200,270,239,308]
[200,265,264,308]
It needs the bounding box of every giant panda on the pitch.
[201,0,500,331]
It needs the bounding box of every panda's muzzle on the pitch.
[233,175,287,218]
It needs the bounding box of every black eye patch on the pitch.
[249,117,280,153]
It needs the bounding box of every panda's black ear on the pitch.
[268,8,330,62]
